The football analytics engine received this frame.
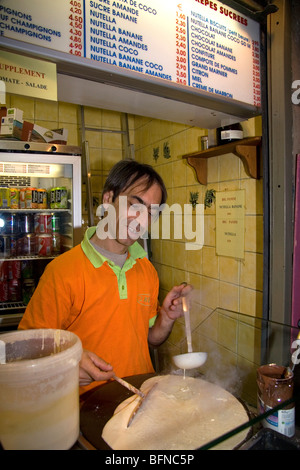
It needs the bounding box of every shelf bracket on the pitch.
[235,142,259,180]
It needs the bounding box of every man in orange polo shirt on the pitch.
[19,160,191,393]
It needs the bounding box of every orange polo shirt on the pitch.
[19,227,159,393]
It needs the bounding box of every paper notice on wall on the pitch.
[216,190,245,259]
[0,50,57,101]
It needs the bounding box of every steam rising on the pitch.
[163,288,247,397]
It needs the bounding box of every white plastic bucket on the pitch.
[0,329,82,450]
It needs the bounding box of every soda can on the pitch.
[39,213,52,233]
[33,213,41,233]
[50,187,67,209]
[17,234,24,256]
[10,188,20,209]
[32,189,38,209]
[24,188,33,209]
[0,280,8,302]
[19,213,33,234]
[56,187,68,208]
[22,278,35,305]
[0,187,10,208]
[10,234,18,257]
[23,233,37,256]
[8,260,21,279]
[51,214,60,232]
[0,235,10,257]
[4,213,19,234]
[37,233,52,256]
[37,189,47,209]
[52,233,61,254]
[8,278,21,301]
[50,188,56,209]
[0,260,8,281]
[19,188,26,209]
[25,187,37,209]
[21,260,33,279]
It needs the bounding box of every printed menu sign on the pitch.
[0,0,261,106]
[216,190,245,259]
[0,50,57,101]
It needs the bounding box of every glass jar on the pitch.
[257,364,295,438]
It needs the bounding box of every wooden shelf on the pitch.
[183,137,262,185]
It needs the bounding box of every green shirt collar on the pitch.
[81,226,147,269]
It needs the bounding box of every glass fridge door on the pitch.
[0,149,82,329]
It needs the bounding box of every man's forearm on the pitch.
[148,307,175,347]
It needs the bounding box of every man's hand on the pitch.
[148,283,193,347]
[161,283,193,321]
[79,349,114,386]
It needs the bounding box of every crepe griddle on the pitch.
[80,373,252,450]
[80,373,155,450]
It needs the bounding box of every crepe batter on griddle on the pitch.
[102,374,249,450]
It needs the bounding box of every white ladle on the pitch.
[172,296,207,370]
[173,352,207,370]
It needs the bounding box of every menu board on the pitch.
[0,0,261,106]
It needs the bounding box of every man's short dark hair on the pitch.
[102,160,167,205]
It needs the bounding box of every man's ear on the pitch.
[102,190,114,203]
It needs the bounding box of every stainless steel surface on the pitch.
[0,140,81,155]
[267,0,294,337]
[0,313,23,329]
[81,140,94,227]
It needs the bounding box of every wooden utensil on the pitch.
[113,375,145,398]
[127,382,158,427]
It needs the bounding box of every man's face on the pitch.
[101,178,162,253]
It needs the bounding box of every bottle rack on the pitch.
[183,137,262,185]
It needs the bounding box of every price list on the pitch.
[0,0,261,107]
[68,0,84,57]
[251,40,261,107]
[175,6,188,86]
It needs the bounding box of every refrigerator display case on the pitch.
[0,141,82,330]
